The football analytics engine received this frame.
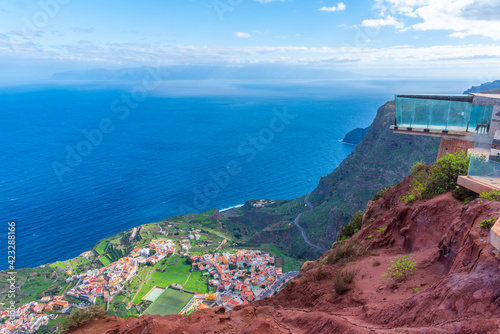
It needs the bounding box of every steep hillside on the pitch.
[342,127,369,145]
[464,80,500,94]
[70,173,500,333]
[300,101,440,251]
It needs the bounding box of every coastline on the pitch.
[339,139,357,146]
[219,204,244,212]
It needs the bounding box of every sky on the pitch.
[0,0,500,81]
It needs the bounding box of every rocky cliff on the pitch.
[464,80,500,94]
[342,127,369,145]
[299,101,440,251]
[70,173,500,333]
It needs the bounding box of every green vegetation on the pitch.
[0,266,70,306]
[382,255,416,283]
[377,226,387,233]
[480,218,496,229]
[326,241,358,265]
[132,259,192,303]
[37,316,68,334]
[410,161,425,175]
[423,152,469,197]
[60,305,107,333]
[479,189,500,201]
[299,101,440,257]
[99,256,111,266]
[403,194,416,203]
[371,186,392,201]
[403,152,469,202]
[108,301,140,318]
[50,261,69,270]
[183,272,207,292]
[95,240,109,255]
[334,266,357,294]
[337,211,363,241]
[264,243,304,272]
[143,288,193,316]
[451,186,478,203]
[4,203,309,317]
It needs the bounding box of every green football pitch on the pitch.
[144,288,193,316]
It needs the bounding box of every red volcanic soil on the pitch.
[71,177,500,333]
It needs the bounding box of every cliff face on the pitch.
[464,81,500,94]
[301,101,440,250]
[342,127,369,145]
[71,176,500,333]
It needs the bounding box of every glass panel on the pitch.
[413,99,432,129]
[468,155,500,189]
[429,99,449,130]
[395,95,494,133]
[448,100,470,131]
[399,97,415,127]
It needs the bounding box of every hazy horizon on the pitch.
[1,1,500,82]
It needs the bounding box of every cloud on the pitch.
[361,15,404,29]
[1,35,500,77]
[234,32,252,38]
[367,0,500,40]
[319,2,346,12]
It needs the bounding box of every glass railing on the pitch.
[468,155,500,184]
[395,95,493,133]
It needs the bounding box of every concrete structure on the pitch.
[391,90,500,251]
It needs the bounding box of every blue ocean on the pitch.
[0,79,473,269]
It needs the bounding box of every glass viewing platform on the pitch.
[468,155,500,189]
[395,94,493,133]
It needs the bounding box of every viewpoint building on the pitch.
[390,89,500,251]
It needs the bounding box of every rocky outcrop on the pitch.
[342,127,369,145]
[300,101,440,250]
[71,176,500,333]
[464,80,500,94]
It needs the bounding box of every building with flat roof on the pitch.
[390,90,500,251]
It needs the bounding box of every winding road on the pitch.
[293,192,328,253]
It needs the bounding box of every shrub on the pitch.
[60,305,107,333]
[403,152,470,202]
[451,186,478,202]
[480,218,496,229]
[337,211,363,241]
[326,241,358,265]
[403,194,416,203]
[334,266,357,294]
[372,186,391,201]
[422,152,469,198]
[479,190,500,201]
[411,161,425,175]
[382,255,416,283]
